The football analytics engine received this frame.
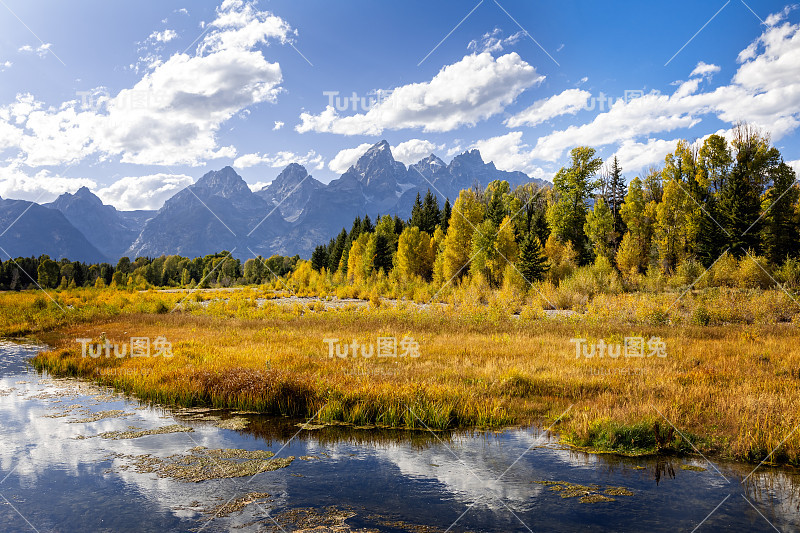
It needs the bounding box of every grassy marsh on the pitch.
[5,285,798,466]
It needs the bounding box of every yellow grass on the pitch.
[4,286,798,465]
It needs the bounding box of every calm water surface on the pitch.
[0,340,798,532]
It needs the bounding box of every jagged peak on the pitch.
[451,149,485,165]
[416,153,445,166]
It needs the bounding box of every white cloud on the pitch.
[96,173,194,210]
[788,159,800,175]
[765,4,797,26]
[147,29,178,43]
[297,52,544,135]
[504,88,591,128]
[467,28,524,54]
[0,61,11,71]
[690,61,721,77]
[233,149,323,169]
[199,0,292,55]
[0,0,292,167]
[176,8,189,15]
[272,120,284,130]
[247,180,271,192]
[469,131,546,179]
[18,43,51,58]
[328,143,372,174]
[390,139,444,165]
[527,16,800,162]
[611,138,680,173]
[0,164,95,203]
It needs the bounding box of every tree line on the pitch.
[308,124,799,289]
[0,252,300,291]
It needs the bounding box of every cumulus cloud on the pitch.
[297,52,544,135]
[96,173,194,210]
[469,131,547,179]
[272,120,284,130]
[328,143,372,174]
[0,0,292,167]
[0,61,11,71]
[690,61,721,77]
[391,139,445,165]
[526,15,800,162]
[505,88,591,128]
[610,138,680,173]
[0,164,96,203]
[233,149,323,169]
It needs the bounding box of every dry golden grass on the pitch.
[6,286,799,465]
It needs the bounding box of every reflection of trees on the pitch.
[653,457,675,485]
[175,412,453,449]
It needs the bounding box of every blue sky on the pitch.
[0,0,798,209]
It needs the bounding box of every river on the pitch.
[0,340,797,532]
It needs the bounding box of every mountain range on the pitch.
[0,141,548,263]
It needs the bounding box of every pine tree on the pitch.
[409,192,423,228]
[518,232,550,283]
[719,124,781,256]
[607,156,627,246]
[310,245,329,271]
[327,228,348,272]
[361,215,374,234]
[420,189,441,234]
[371,233,393,273]
[763,162,800,264]
[486,187,506,227]
[440,199,452,233]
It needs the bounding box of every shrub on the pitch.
[737,254,774,289]
[708,252,739,287]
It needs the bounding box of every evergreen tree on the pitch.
[420,189,441,234]
[361,215,374,234]
[327,228,348,272]
[310,245,329,271]
[440,199,452,233]
[719,126,781,256]
[518,232,550,283]
[763,162,800,264]
[607,156,627,246]
[486,187,506,227]
[371,233,393,273]
[393,215,405,237]
[409,192,423,228]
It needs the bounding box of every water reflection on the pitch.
[1,340,799,532]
